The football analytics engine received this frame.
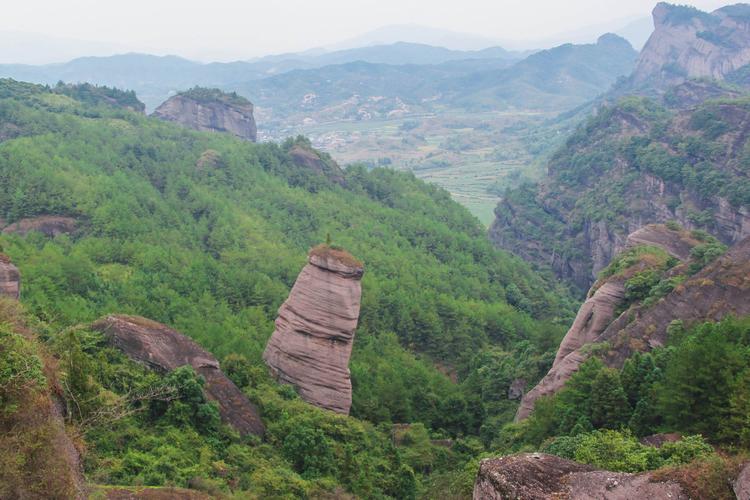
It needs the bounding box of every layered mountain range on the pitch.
[491,2,750,290]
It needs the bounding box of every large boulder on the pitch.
[288,143,346,185]
[473,453,689,500]
[0,254,20,299]
[263,245,364,414]
[2,215,77,237]
[152,88,257,142]
[91,315,264,436]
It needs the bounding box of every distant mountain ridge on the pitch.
[0,42,524,111]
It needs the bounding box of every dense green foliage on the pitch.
[0,79,576,496]
[493,92,750,291]
[178,86,252,107]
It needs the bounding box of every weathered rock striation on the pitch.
[91,315,264,436]
[516,278,626,420]
[517,230,750,420]
[2,215,77,237]
[0,254,20,299]
[473,453,689,500]
[263,245,364,414]
[633,3,750,88]
[153,88,257,142]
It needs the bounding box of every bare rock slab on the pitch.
[474,453,689,500]
[92,314,264,436]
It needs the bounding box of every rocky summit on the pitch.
[263,245,364,414]
[91,314,265,436]
[152,87,257,142]
[473,453,689,499]
[633,3,750,88]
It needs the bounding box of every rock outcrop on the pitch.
[0,254,20,299]
[473,453,689,500]
[153,88,257,142]
[736,462,750,500]
[517,231,750,420]
[288,143,346,185]
[263,245,364,414]
[2,215,77,237]
[91,315,264,436]
[516,279,626,420]
[632,3,750,88]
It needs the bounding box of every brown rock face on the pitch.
[517,233,750,420]
[91,315,264,436]
[153,90,257,142]
[515,279,626,421]
[474,453,689,500]
[288,144,346,185]
[0,254,20,299]
[633,3,750,87]
[263,246,364,414]
[2,215,77,237]
[735,462,750,500]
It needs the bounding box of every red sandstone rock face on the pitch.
[473,453,689,500]
[0,254,20,299]
[515,279,626,421]
[1,216,77,237]
[735,462,750,500]
[153,94,257,142]
[91,315,264,436]
[263,247,364,414]
[517,232,750,421]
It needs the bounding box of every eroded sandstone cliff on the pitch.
[633,3,750,88]
[263,245,364,414]
[153,88,257,142]
[91,314,265,436]
[473,453,689,500]
[516,226,750,420]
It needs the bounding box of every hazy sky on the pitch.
[0,0,731,61]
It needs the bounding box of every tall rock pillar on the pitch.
[263,245,364,414]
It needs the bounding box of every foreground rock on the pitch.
[92,315,264,436]
[1,215,77,237]
[263,245,364,414]
[473,453,689,500]
[153,87,257,142]
[0,254,20,299]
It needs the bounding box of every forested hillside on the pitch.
[491,89,750,290]
[0,78,575,498]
